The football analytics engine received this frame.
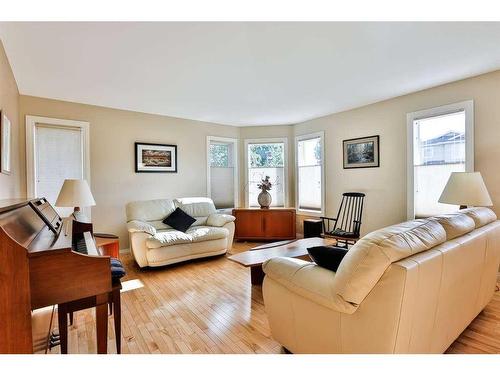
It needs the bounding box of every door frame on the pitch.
[206,136,239,209]
[25,115,91,210]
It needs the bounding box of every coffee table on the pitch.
[228,237,336,285]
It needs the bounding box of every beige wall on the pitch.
[0,40,23,200]
[11,55,500,247]
[19,95,239,248]
[294,70,500,237]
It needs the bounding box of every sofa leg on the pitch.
[282,346,292,354]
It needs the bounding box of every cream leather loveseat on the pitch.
[262,207,500,353]
[126,197,235,268]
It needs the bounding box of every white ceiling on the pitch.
[1,22,500,126]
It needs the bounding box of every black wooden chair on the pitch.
[321,192,365,248]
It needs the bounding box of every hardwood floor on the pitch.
[45,242,500,354]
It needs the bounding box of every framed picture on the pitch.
[135,142,177,173]
[1,111,11,175]
[343,135,380,169]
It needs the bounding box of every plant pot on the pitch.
[258,190,272,209]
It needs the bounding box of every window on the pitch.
[245,138,288,207]
[407,101,473,219]
[26,116,90,218]
[296,132,325,214]
[207,136,238,209]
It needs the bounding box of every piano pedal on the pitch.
[49,331,61,350]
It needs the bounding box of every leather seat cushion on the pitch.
[174,197,217,226]
[126,199,176,222]
[146,226,228,249]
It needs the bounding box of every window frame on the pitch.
[244,137,289,208]
[295,131,325,216]
[206,136,239,209]
[406,100,474,220]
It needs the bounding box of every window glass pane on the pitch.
[297,137,322,211]
[209,141,234,209]
[209,143,229,167]
[248,143,284,168]
[297,137,321,167]
[247,142,285,207]
[413,111,466,217]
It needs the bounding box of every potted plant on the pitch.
[257,176,272,209]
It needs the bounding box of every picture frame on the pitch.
[1,111,11,175]
[135,142,178,173]
[343,135,380,169]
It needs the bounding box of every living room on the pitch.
[1,1,500,373]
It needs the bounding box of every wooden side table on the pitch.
[95,233,120,258]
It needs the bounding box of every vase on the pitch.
[258,190,272,209]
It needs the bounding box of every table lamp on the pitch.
[438,172,492,210]
[55,179,96,214]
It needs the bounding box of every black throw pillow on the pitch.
[162,207,196,232]
[307,245,349,272]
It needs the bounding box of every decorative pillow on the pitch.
[162,207,196,233]
[110,258,126,280]
[307,245,349,272]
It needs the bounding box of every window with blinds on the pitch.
[246,140,287,207]
[208,140,236,209]
[296,133,324,213]
[35,124,84,217]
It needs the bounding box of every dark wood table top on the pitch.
[228,237,336,267]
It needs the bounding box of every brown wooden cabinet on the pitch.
[232,208,296,241]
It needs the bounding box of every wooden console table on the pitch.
[232,208,296,241]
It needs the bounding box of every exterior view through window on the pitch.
[413,110,466,217]
[208,141,235,209]
[297,134,323,213]
[247,142,285,207]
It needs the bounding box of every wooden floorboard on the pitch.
[45,241,500,354]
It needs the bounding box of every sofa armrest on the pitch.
[262,257,357,314]
[207,213,236,227]
[127,220,156,236]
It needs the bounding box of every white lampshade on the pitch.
[438,172,493,207]
[55,179,96,208]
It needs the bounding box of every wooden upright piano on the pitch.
[0,198,117,354]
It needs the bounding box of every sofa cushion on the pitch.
[163,207,196,232]
[332,219,446,306]
[174,197,217,226]
[307,245,348,272]
[430,213,475,241]
[188,226,229,243]
[460,207,497,228]
[146,226,228,249]
[126,199,176,222]
[146,230,192,248]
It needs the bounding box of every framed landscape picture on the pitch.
[1,111,11,175]
[343,135,379,169]
[135,142,177,173]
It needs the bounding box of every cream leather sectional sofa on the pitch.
[263,207,500,353]
[126,197,235,268]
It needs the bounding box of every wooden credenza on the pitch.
[232,208,296,241]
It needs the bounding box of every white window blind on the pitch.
[297,135,323,212]
[35,125,83,216]
[413,111,466,217]
[209,141,235,209]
